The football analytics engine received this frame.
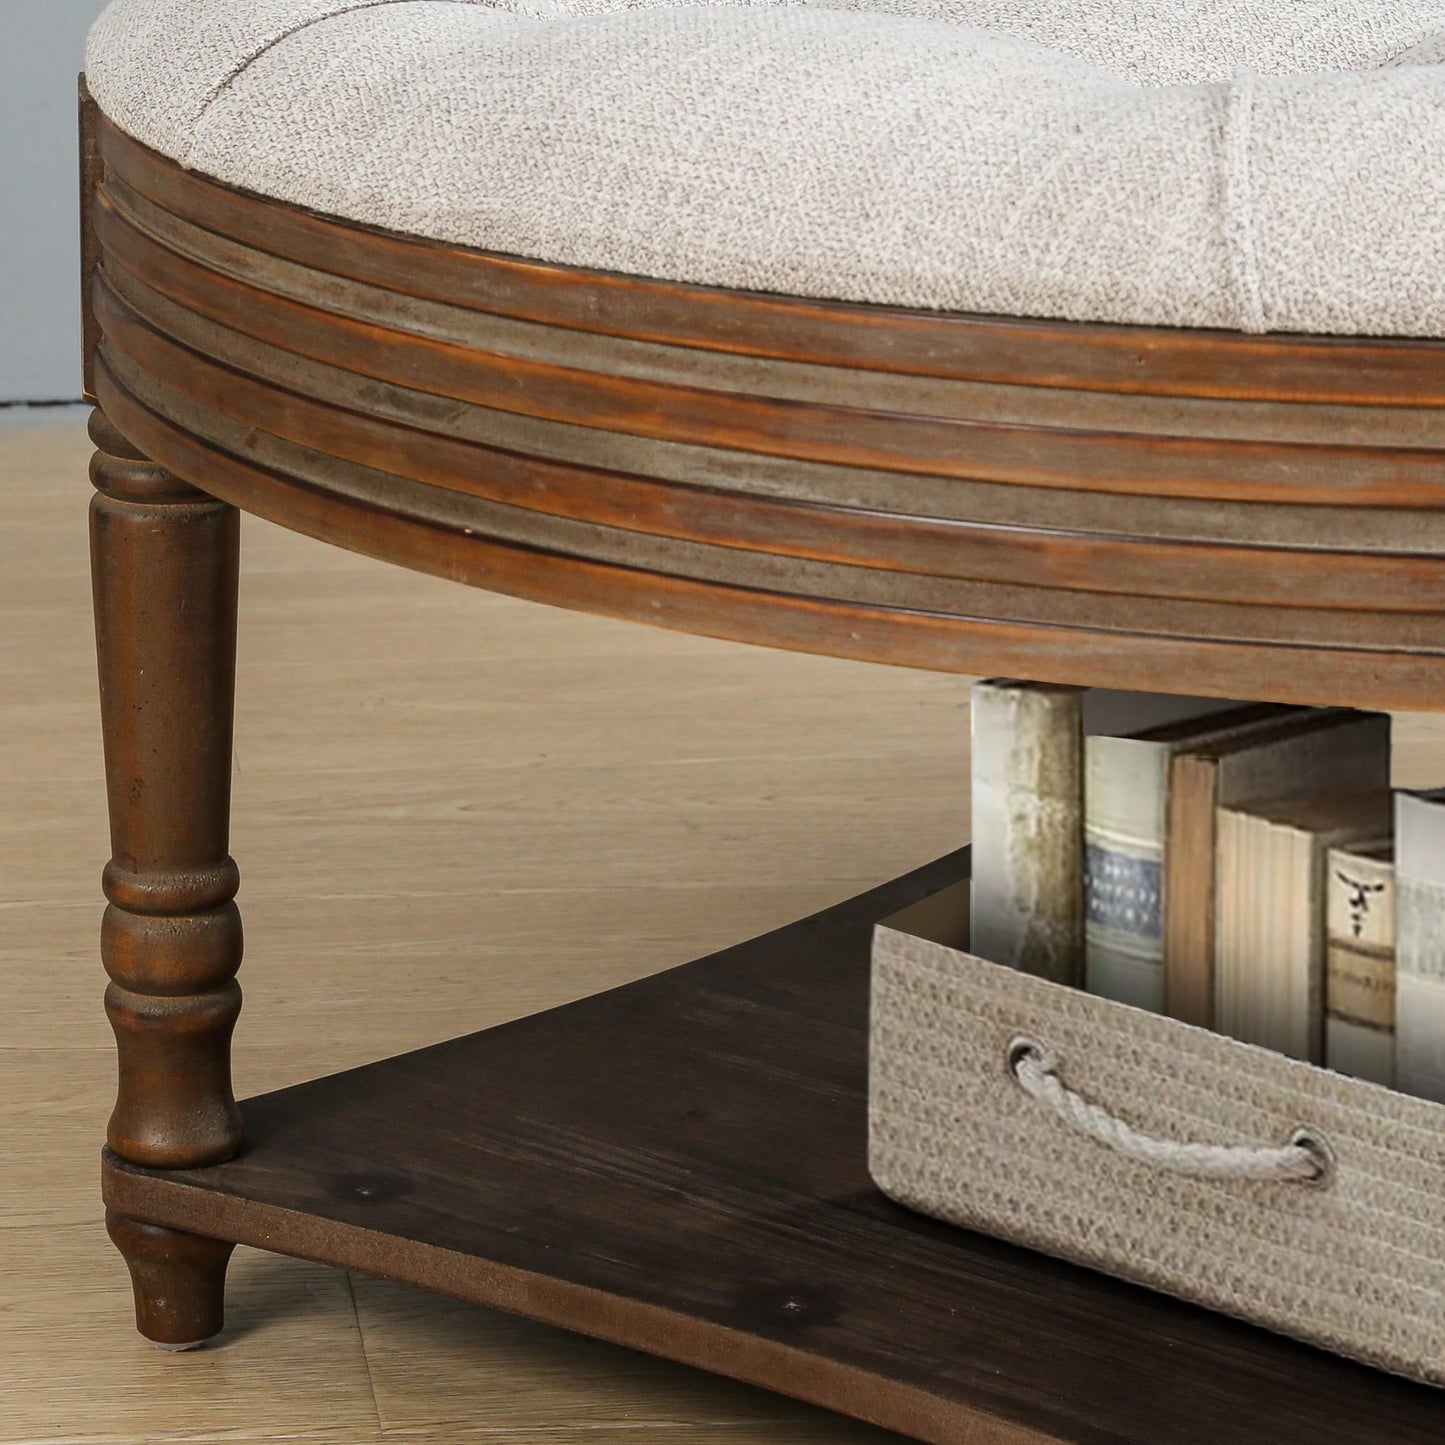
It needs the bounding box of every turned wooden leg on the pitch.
[106,1212,237,1350]
[91,408,243,1347]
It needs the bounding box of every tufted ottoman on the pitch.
[83,3,1445,1441]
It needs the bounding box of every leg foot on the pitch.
[106,1210,236,1349]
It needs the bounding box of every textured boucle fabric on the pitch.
[87,1,1445,334]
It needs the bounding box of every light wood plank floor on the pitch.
[10,419,1445,1445]
[2,419,972,1445]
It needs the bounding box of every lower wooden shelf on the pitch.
[102,850,1441,1444]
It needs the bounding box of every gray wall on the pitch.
[1,1,112,403]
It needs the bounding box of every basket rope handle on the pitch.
[1007,1037,1335,1186]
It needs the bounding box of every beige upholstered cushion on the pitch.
[88,1,1445,334]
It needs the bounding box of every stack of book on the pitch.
[969,680,1445,1102]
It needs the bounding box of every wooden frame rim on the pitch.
[88,113,1445,709]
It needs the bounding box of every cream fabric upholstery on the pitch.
[87,1,1445,334]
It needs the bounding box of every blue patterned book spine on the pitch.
[1084,735,1170,1012]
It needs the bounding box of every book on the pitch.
[970,684,1255,989]
[969,680,1085,985]
[1215,791,1392,1064]
[1164,709,1391,1029]
[1325,838,1395,1087]
[1393,790,1445,1103]
[1084,703,1294,1013]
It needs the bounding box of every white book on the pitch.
[1216,792,1391,1065]
[1165,709,1390,1030]
[1325,840,1395,1087]
[1394,791,1445,1103]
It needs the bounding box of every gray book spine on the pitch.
[1395,793,1445,1104]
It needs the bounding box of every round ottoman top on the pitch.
[87,1,1445,335]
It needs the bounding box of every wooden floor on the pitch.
[1,418,970,1445]
[8,418,1445,1445]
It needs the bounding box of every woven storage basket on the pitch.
[868,879,1445,1387]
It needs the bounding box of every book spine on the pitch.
[1163,753,1218,1029]
[1324,848,1395,1088]
[1394,794,1445,1104]
[969,682,1083,986]
[1085,737,1168,1012]
[1396,880,1445,1110]
[1395,877,1445,1104]
[1213,806,1249,1052]
[1172,710,1390,1033]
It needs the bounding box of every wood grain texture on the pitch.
[349,1275,912,1441]
[76,253,1445,556]
[93,352,1445,652]
[105,1210,235,1347]
[0,1220,382,1445]
[89,276,1445,613]
[79,78,102,403]
[92,360,1445,710]
[73,94,1445,1439]
[101,852,1443,1445]
[3,420,968,1444]
[90,195,1445,509]
[16,420,1445,1442]
[89,409,244,1175]
[86,117,1445,709]
[90,402,248,1347]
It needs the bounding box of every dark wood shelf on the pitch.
[102,851,1442,1444]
